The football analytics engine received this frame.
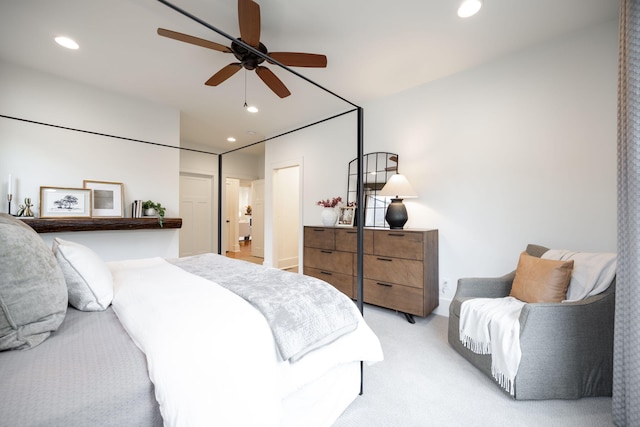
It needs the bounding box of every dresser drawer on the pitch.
[304,247,353,276]
[304,267,354,298]
[335,228,373,254]
[364,279,424,316]
[373,230,423,260]
[304,227,335,250]
[364,254,423,289]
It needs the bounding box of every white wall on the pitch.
[266,20,618,316]
[0,61,181,261]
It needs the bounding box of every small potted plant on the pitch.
[142,200,166,227]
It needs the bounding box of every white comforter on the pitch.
[109,257,383,427]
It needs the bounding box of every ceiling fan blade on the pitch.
[256,66,291,98]
[157,28,231,53]
[205,63,243,86]
[268,52,327,68]
[238,0,261,48]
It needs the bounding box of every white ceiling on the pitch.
[0,0,619,154]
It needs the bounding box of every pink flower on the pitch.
[316,197,342,208]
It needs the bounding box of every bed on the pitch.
[0,213,383,426]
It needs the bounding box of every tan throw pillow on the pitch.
[510,251,574,303]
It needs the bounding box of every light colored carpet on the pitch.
[333,304,614,427]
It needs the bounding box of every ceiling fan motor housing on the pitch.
[232,39,268,70]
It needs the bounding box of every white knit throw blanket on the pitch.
[459,297,525,396]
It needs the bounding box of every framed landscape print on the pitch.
[40,187,92,218]
[83,180,124,217]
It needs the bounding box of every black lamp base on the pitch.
[385,198,408,229]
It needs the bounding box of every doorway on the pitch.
[272,165,300,270]
[225,177,264,264]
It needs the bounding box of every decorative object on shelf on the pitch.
[16,198,34,217]
[6,173,14,215]
[131,200,143,218]
[337,206,355,227]
[142,200,166,227]
[317,196,342,226]
[245,205,252,215]
[39,187,92,219]
[83,180,124,218]
[379,174,418,229]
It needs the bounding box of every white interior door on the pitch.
[251,179,265,258]
[179,173,213,257]
[273,166,299,270]
[225,178,240,253]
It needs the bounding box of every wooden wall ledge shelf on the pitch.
[18,217,182,233]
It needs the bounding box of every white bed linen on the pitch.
[109,257,383,427]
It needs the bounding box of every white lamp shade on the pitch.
[379,174,417,199]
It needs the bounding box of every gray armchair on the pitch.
[448,244,615,400]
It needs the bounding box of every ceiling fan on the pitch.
[157,0,327,98]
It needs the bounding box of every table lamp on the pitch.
[379,174,417,229]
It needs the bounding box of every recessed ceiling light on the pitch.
[54,36,79,50]
[457,0,482,18]
[246,105,259,113]
[227,137,236,142]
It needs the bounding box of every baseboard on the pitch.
[433,298,451,317]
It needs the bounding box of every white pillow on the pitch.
[542,249,617,301]
[52,238,113,311]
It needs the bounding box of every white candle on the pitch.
[7,174,11,195]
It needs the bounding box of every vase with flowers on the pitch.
[317,196,342,226]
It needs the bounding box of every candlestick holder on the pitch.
[7,194,12,215]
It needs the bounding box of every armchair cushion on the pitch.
[509,252,574,303]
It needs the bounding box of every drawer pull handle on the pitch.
[376,282,393,287]
[321,250,333,254]
[346,231,357,234]
[320,271,333,276]
[313,229,325,232]
[388,233,405,237]
[377,257,393,262]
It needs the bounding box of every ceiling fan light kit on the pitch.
[157,0,327,99]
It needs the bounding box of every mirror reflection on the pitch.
[347,152,398,227]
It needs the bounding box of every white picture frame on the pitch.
[337,206,355,227]
[83,180,124,218]
[40,187,92,218]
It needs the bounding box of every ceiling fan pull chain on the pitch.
[243,69,248,108]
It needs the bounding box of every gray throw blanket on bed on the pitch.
[170,253,359,362]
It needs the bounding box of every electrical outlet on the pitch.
[441,277,450,295]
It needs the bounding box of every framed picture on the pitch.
[83,180,124,217]
[40,187,92,218]
[337,206,356,227]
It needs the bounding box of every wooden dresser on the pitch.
[303,226,439,321]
